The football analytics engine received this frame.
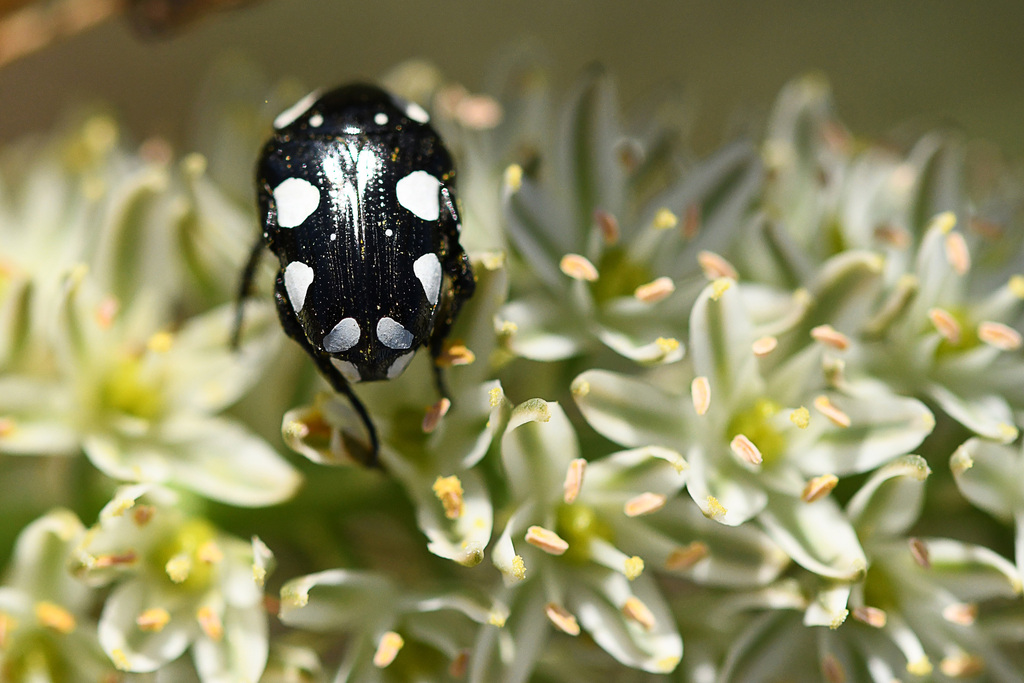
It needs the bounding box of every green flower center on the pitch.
[100,355,165,421]
[591,247,653,304]
[557,503,613,563]
[153,518,219,592]
[726,398,786,466]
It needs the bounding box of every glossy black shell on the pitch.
[256,84,467,382]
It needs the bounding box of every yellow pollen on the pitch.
[488,386,503,407]
[525,525,569,555]
[691,376,711,416]
[801,474,839,503]
[136,607,171,632]
[623,555,645,580]
[563,458,587,504]
[928,210,957,234]
[814,395,851,428]
[665,541,710,570]
[752,336,778,356]
[111,648,131,671]
[621,596,656,631]
[730,434,763,466]
[790,406,810,429]
[851,606,887,628]
[978,321,1022,351]
[942,602,978,625]
[907,656,934,676]
[146,331,174,353]
[488,611,507,627]
[704,496,727,520]
[132,505,155,526]
[652,207,678,230]
[624,492,667,517]
[544,603,581,636]
[945,231,971,275]
[710,278,732,300]
[196,606,223,641]
[1009,275,1024,299]
[433,475,465,519]
[571,379,591,397]
[0,417,16,438]
[634,276,675,303]
[197,540,224,565]
[165,554,192,583]
[810,324,850,350]
[698,251,738,280]
[559,253,599,281]
[498,320,518,336]
[504,164,523,192]
[422,397,451,434]
[655,337,680,354]
[438,341,475,367]
[928,307,962,343]
[510,555,527,581]
[373,631,405,668]
[35,601,76,634]
[93,551,138,568]
[181,152,207,177]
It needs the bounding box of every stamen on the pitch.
[634,276,675,303]
[35,601,76,634]
[373,631,405,668]
[939,654,984,678]
[752,336,778,356]
[810,324,850,350]
[197,540,223,565]
[437,341,475,367]
[691,376,711,416]
[544,603,580,636]
[698,250,738,280]
[928,307,961,343]
[623,556,644,580]
[851,606,887,628]
[945,231,971,275]
[652,207,677,230]
[813,395,850,428]
[503,164,523,192]
[136,607,171,632]
[790,407,810,429]
[559,253,599,281]
[433,475,465,519]
[682,204,701,240]
[730,434,762,466]
[563,458,587,504]
[422,397,451,433]
[621,596,656,631]
[908,537,930,568]
[594,210,620,245]
[801,474,839,503]
[704,496,727,520]
[942,602,978,626]
[664,541,709,570]
[624,492,667,517]
[978,321,1022,351]
[196,606,223,641]
[525,526,569,555]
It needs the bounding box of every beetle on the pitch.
[234,83,475,466]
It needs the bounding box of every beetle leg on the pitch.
[272,273,381,467]
[429,187,477,399]
[230,235,266,350]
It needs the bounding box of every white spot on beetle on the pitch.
[386,351,415,379]
[413,253,442,305]
[330,359,362,383]
[390,94,430,123]
[283,261,314,313]
[395,171,441,221]
[308,113,324,127]
[273,178,320,228]
[374,112,389,125]
[323,317,360,352]
[273,90,321,129]
[377,317,413,349]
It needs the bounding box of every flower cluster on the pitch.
[2,58,1024,682]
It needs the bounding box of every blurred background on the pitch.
[1,1,1023,154]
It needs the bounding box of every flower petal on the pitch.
[846,455,931,540]
[759,494,867,580]
[572,370,687,448]
[97,579,194,672]
[278,569,396,631]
